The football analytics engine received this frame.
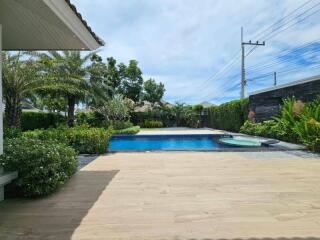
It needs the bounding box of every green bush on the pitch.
[240,120,283,139]
[0,137,77,197]
[23,126,113,154]
[293,97,320,152]
[185,112,200,128]
[111,121,134,130]
[113,126,140,135]
[21,111,66,131]
[204,99,249,132]
[240,96,320,152]
[4,127,22,139]
[131,105,201,128]
[76,111,106,128]
[140,120,163,128]
[130,106,175,127]
[23,127,69,145]
[67,126,113,154]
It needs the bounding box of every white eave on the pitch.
[0,0,104,50]
[249,75,320,96]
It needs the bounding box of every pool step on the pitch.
[0,168,18,201]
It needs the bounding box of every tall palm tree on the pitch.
[34,51,97,127]
[2,52,44,128]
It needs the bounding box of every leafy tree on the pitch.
[143,78,165,103]
[34,51,95,127]
[87,54,113,107]
[96,94,130,122]
[33,93,67,113]
[119,60,143,102]
[2,52,43,127]
[106,57,121,92]
[171,102,188,126]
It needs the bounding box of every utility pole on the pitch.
[241,27,265,99]
[273,72,277,86]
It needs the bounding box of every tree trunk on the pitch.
[5,96,21,128]
[67,95,76,127]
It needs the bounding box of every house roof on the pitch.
[249,74,320,96]
[65,0,104,46]
[0,0,104,50]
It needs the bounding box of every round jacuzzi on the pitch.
[219,136,262,147]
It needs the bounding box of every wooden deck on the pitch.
[1,151,320,239]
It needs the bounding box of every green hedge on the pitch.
[113,126,140,135]
[23,125,113,154]
[111,121,134,130]
[204,99,249,132]
[21,111,66,131]
[131,111,165,126]
[140,120,163,128]
[0,137,77,197]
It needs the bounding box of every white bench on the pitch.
[0,167,18,201]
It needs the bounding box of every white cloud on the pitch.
[72,0,320,104]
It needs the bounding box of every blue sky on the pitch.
[72,0,320,104]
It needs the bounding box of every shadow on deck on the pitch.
[0,170,119,239]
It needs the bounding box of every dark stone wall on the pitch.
[249,78,320,122]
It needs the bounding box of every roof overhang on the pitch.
[249,74,320,96]
[0,0,104,50]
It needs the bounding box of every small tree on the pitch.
[96,95,130,122]
[2,52,42,128]
[143,78,165,103]
[34,51,95,127]
[119,60,143,102]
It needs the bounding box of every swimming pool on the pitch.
[108,134,269,151]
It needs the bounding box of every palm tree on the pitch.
[172,102,188,126]
[2,52,44,128]
[34,51,97,127]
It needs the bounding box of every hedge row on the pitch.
[113,126,140,134]
[23,125,113,154]
[204,99,249,132]
[21,111,66,131]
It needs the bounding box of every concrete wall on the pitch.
[249,77,320,122]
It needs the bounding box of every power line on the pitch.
[200,0,320,101]
[247,62,320,82]
[250,0,315,40]
[264,3,320,41]
[247,46,320,73]
[247,39,320,71]
[245,1,320,57]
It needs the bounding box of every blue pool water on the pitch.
[109,134,234,151]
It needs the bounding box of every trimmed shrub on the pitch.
[76,111,106,128]
[21,111,66,131]
[67,126,113,154]
[204,99,249,132]
[0,137,77,197]
[113,126,140,135]
[240,120,284,140]
[23,126,113,154]
[112,121,134,130]
[140,120,163,128]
